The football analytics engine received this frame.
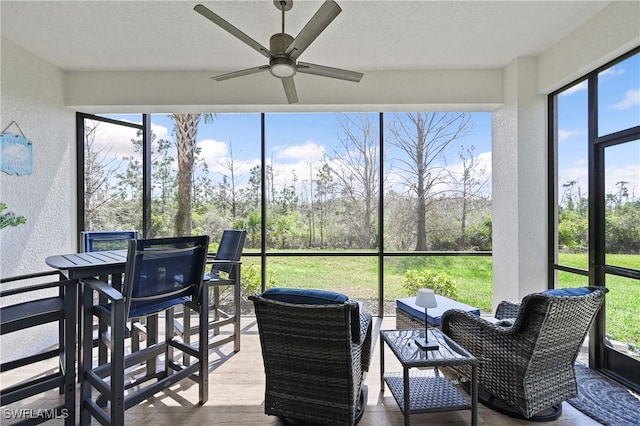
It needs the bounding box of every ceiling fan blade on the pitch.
[194,4,273,59]
[212,65,270,81]
[297,61,363,82]
[285,0,341,60]
[282,78,299,104]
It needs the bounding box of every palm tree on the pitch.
[172,113,214,236]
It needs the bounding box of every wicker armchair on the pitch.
[250,289,373,426]
[440,286,608,420]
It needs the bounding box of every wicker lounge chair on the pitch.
[440,286,608,420]
[250,288,373,426]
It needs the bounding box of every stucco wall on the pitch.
[1,37,75,276]
[492,57,547,308]
[1,37,76,358]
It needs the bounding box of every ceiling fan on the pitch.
[194,0,363,104]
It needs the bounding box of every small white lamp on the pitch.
[414,288,439,351]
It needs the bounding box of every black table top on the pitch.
[45,249,128,279]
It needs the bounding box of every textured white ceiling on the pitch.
[1,0,613,74]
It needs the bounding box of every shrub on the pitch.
[403,269,459,299]
[241,263,276,296]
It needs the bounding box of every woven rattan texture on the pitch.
[395,308,426,330]
[384,371,471,413]
[440,287,608,418]
[251,296,373,426]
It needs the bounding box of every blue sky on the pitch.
[557,53,639,203]
[137,111,492,196]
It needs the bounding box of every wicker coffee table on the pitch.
[380,329,477,426]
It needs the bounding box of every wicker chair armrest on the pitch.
[441,308,524,361]
[495,300,521,319]
[354,311,373,372]
[441,309,515,335]
[347,300,367,344]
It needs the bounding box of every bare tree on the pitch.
[315,163,335,247]
[386,112,471,250]
[449,145,489,247]
[331,113,379,248]
[83,120,124,230]
[306,160,315,247]
[218,142,243,220]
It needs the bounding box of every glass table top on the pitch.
[380,328,476,367]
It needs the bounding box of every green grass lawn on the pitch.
[246,255,493,310]
[244,252,639,354]
[558,253,639,354]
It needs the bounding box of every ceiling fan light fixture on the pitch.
[270,57,296,78]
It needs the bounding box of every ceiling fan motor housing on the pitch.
[269,33,296,78]
[270,33,294,55]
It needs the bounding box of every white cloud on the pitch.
[605,164,640,197]
[387,151,492,197]
[197,138,228,168]
[599,66,625,80]
[441,151,492,195]
[558,165,589,199]
[611,88,640,110]
[475,151,492,174]
[555,157,638,202]
[266,157,329,192]
[558,129,576,142]
[210,157,260,183]
[560,80,587,96]
[87,119,172,160]
[151,123,170,141]
[197,139,261,182]
[275,141,325,161]
[90,120,141,159]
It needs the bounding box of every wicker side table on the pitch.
[380,329,477,426]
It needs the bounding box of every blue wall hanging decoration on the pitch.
[1,121,33,176]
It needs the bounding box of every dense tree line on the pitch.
[559,180,640,254]
[84,113,496,251]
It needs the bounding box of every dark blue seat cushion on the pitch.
[261,288,364,342]
[99,296,191,319]
[397,295,480,326]
[262,288,349,305]
[543,287,593,297]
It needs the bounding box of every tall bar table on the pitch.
[46,250,128,379]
